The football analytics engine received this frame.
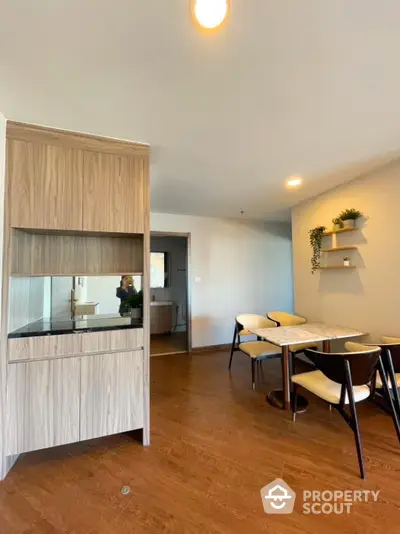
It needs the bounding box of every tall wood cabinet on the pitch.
[6,122,148,234]
[0,122,150,480]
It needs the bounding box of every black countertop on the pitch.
[8,314,143,339]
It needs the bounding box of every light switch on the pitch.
[194,277,201,283]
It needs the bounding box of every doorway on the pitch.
[150,232,191,356]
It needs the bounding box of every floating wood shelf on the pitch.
[321,246,358,253]
[323,227,357,236]
[319,266,356,270]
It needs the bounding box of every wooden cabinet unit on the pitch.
[6,335,145,455]
[150,304,173,334]
[83,152,145,233]
[80,351,144,441]
[0,121,150,480]
[7,358,80,455]
[8,140,83,231]
[6,122,148,235]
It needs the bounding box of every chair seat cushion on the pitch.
[292,370,370,405]
[289,342,318,353]
[376,372,400,389]
[239,341,281,359]
[239,329,253,337]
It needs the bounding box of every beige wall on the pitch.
[292,161,400,345]
[151,213,294,348]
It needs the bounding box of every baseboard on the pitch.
[151,350,187,357]
[191,343,231,354]
[150,343,231,357]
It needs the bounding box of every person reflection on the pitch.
[116,275,137,316]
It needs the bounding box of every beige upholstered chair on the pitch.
[370,337,400,417]
[291,342,400,479]
[267,311,318,354]
[229,314,281,391]
[376,337,400,388]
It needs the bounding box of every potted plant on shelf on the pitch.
[309,226,326,274]
[339,208,363,229]
[343,256,350,267]
[125,290,143,319]
[332,216,344,231]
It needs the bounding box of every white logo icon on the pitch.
[261,479,296,514]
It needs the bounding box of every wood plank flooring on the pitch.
[0,350,399,533]
[150,332,187,355]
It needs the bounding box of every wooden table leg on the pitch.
[282,346,291,407]
[266,346,308,412]
[323,340,331,353]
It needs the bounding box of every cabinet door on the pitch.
[150,305,173,334]
[7,358,80,455]
[80,351,144,441]
[8,139,83,230]
[82,151,145,233]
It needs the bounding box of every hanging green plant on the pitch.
[309,226,326,274]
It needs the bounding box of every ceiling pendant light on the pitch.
[191,0,231,30]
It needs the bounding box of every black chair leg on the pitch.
[385,349,400,419]
[291,383,298,422]
[378,358,400,442]
[228,326,237,370]
[251,359,256,391]
[345,361,366,479]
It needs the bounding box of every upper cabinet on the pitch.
[6,122,149,235]
[83,151,145,234]
[8,140,83,231]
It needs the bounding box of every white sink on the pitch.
[150,300,172,307]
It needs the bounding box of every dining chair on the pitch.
[229,314,281,391]
[267,311,318,358]
[230,316,254,362]
[291,342,400,479]
[373,336,400,416]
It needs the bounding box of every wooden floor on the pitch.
[1,350,399,533]
[150,331,187,355]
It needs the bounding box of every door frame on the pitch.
[150,231,192,353]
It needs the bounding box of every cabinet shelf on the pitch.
[323,227,357,236]
[319,266,356,270]
[321,246,358,253]
[11,229,144,276]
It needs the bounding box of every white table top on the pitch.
[250,322,364,347]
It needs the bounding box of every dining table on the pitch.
[249,322,364,410]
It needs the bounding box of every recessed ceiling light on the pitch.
[191,0,230,30]
[286,177,303,188]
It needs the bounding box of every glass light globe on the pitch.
[192,0,230,29]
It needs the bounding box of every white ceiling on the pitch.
[1,0,400,221]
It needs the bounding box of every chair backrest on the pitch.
[381,336,400,372]
[305,343,381,386]
[267,311,306,327]
[236,314,276,331]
